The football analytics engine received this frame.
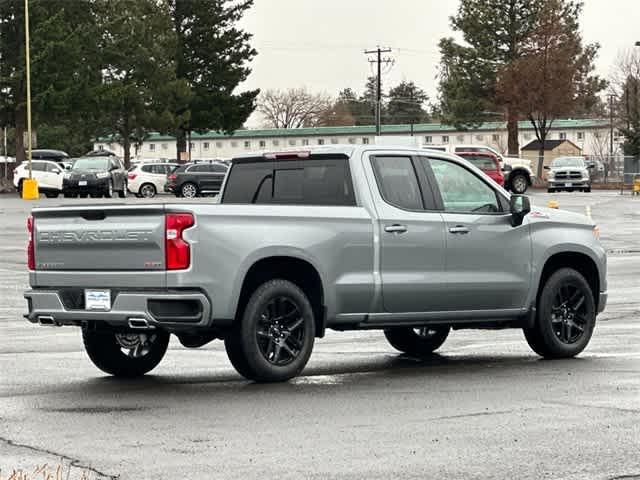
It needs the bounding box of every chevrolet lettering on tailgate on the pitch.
[39,229,154,243]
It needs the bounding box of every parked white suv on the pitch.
[13,160,65,197]
[127,162,178,198]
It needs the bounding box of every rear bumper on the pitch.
[24,288,213,331]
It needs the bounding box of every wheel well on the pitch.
[236,256,325,337]
[538,252,600,309]
[510,168,531,184]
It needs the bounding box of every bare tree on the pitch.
[257,88,332,129]
[610,49,640,157]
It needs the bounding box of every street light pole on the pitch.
[24,0,32,180]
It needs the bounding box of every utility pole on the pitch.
[365,47,393,136]
[608,93,616,157]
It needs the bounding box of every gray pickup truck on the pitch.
[24,146,607,382]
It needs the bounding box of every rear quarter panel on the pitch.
[167,204,375,322]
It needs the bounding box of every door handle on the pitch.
[448,225,470,234]
[384,224,408,234]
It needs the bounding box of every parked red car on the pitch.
[456,152,504,186]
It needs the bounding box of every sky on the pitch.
[239,0,640,126]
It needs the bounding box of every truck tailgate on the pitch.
[33,205,166,271]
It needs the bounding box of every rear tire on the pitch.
[384,326,450,357]
[523,268,596,358]
[44,192,59,198]
[547,188,554,193]
[224,279,315,382]
[139,183,157,198]
[180,182,198,198]
[82,327,170,377]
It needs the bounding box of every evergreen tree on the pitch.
[386,81,429,125]
[169,0,258,161]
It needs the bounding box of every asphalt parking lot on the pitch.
[1,190,639,479]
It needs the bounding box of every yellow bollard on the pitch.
[21,178,39,200]
[547,200,559,209]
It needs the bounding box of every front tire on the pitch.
[524,268,596,358]
[384,326,450,357]
[509,173,529,194]
[82,327,170,377]
[118,181,128,198]
[104,180,114,198]
[224,279,315,382]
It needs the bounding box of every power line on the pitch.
[365,46,393,136]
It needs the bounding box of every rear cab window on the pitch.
[222,155,355,206]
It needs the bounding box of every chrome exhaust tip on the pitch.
[38,316,60,326]
[128,318,153,329]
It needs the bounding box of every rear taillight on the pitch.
[167,174,177,181]
[128,173,137,180]
[27,215,35,270]
[165,213,194,270]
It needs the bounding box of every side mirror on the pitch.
[501,164,513,173]
[587,164,595,169]
[510,195,531,227]
[543,165,550,170]
[52,168,61,174]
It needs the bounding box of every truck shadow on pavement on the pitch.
[68,352,595,399]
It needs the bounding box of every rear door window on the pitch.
[371,156,424,211]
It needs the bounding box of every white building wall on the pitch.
[94,124,618,162]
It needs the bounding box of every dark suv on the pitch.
[165,162,228,198]
[63,156,128,198]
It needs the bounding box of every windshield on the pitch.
[72,157,111,171]
[552,157,584,168]
[463,155,498,171]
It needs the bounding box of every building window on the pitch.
[189,142,195,150]
[456,135,464,142]
[577,132,585,141]
[288,139,297,146]
[331,138,339,144]
[149,143,155,151]
[317,138,325,145]
[203,142,209,150]
[362,137,370,144]
[424,136,432,144]
[231,141,238,148]
[442,136,449,144]
[524,133,532,140]
[272,139,279,146]
[300,139,308,146]
[244,140,251,148]
[559,132,567,140]
[348,138,356,144]
[216,141,223,148]
[259,140,266,148]
[97,144,104,151]
[476,135,484,141]
[107,143,113,150]
[492,134,500,142]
